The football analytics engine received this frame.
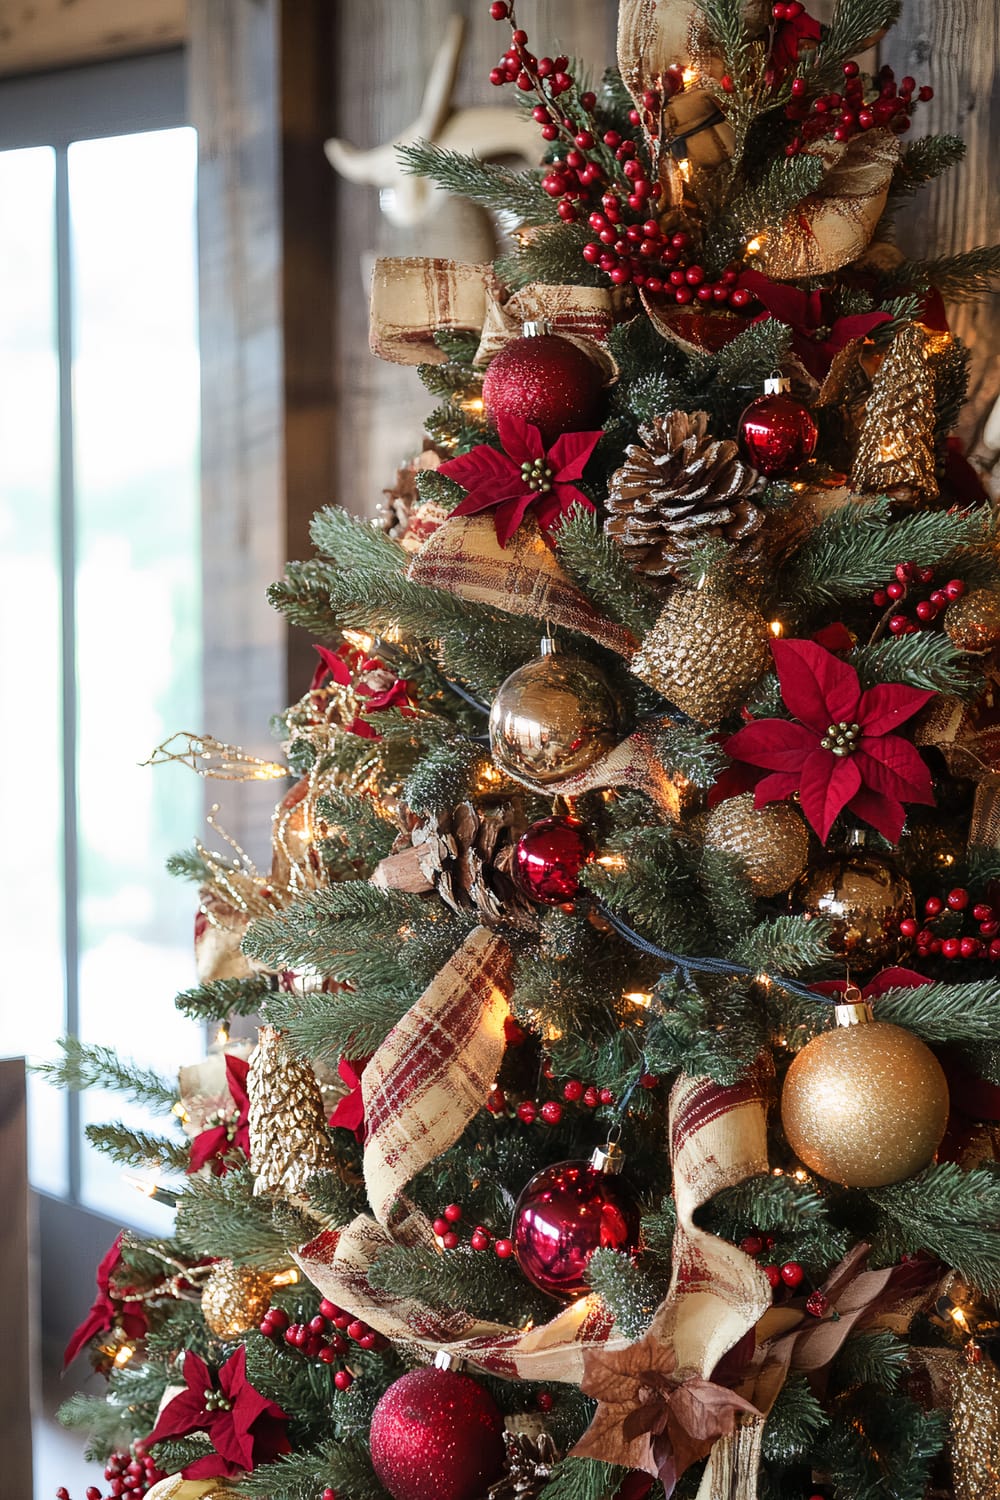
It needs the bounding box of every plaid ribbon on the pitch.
[406,514,637,659]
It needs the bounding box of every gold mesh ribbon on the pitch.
[406,514,637,658]
[755,130,901,280]
[971,776,1000,847]
[369,258,619,377]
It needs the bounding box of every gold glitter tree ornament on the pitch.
[247,1026,338,1199]
[945,588,1000,654]
[781,986,949,1188]
[951,1339,1000,1500]
[200,1261,273,1337]
[629,577,770,725]
[703,793,809,897]
[850,323,939,502]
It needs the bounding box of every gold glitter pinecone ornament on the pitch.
[945,588,1000,654]
[630,581,770,725]
[201,1260,273,1337]
[850,323,938,503]
[488,1431,561,1500]
[605,410,762,580]
[951,1340,1000,1500]
[704,793,809,897]
[781,989,949,1188]
[373,801,538,930]
[247,1025,338,1198]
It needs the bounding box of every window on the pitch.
[0,52,204,1230]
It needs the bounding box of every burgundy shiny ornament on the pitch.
[513,814,594,904]
[512,1145,641,1299]
[369,1360,506,1500]
[738,375,818,477]
[482,320,604,445]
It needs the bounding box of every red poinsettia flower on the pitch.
[437,414,602,547]
[723,638,935,843]
[769,5,821,80]
[328,1055,371,1142]
[64,1234,149,1368]
[310,642,354,692]
[188,1055,251,1176]
[811,967,930,1002]
[147,1345,290,1479]
[737,271,891,381]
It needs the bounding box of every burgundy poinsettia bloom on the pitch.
[723,638,935,843]
[437,414,602,547]
[738,272,891,381]
[64,1234,149,1368]
[328,1055,371,1142]
[188,1055,251,1176]
[147,1345,290,1479]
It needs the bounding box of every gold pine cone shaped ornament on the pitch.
[704,793,809,897]
[200,1260,273,1337]
[781,991,949,1188]
[630,580,770,725]
[951,1340,1000,1500]
[247,1025,338,1198]
[489,638,620,787]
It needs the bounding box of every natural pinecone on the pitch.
[378,801,539,930]
[605,410,761,579]
[488,1432,561,1500]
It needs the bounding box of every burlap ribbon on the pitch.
[406,514,637,659]
[755,130,901,281]
[369,258,620,378]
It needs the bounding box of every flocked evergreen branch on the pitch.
[495,225,608,292]
[34,1037,177,1110]
[244,882,431,978]
[268,562,343,639]
[397,140,557,225]
[174,1164,291,1267]
[174,974,272,1023]
[84,1122,190,1171]
[729,152,827,236]
[585,1248,663,1338]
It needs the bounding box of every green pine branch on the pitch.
[891,135,966,197]
[237,1439,391,1500]
[34,1037,176,1110]
[397,140,557,226]
[585,1248,663,1338]
[808,0,902,86]
[868,1164,1000,1296]
[851,631,971,696]
[495,224,607,292]
[901,243,1000,302]
[761,1373,830,1464]
[174,1164,291,1267]
[555,506,663,638]
[875,978,1000,1044]
[542,1458,629,1500]
[165,846,213,883]
[84,1121,189,1171]
[174,974,271,1023]
[268,561,344,638]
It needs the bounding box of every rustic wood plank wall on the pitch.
[0,0,184,75]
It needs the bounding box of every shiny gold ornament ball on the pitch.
[791,848,913,973]
[200,1260,273,1337]
[781,1014,949,1187]
[704,793,810,897]
[630,585,769,725]
[489,644,620,786]
[945,588,1000,654]
[951,1341,1000,1500]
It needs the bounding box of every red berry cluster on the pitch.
[872,563,966,636]
[784,61,933,155]
[432,1202,515,1260]
[740,1236,828,1314]
[56,1445,163,1500]
[260,1299,387,1390]
[900,888,1000,962]
[583,223,752,306]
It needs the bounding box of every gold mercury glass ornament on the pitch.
[489,637,620,786]
[791,833,914,973]
[781,983,950,1188]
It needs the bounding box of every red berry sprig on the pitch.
[900,887,1000,963]
[784,60,933,155]
[871,562,965,636]
[260,1299,386,1388]
[56,1445,164,1500]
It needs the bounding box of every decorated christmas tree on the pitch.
[47,3,1000,1499]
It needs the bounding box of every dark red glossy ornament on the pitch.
[513,814,594,903]
[482,320,604,445]
[738,375,818,477]
[512,1145,640,1299]
[369,1361,505,1500]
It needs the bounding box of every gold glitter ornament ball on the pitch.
[630,584,769,725]
[781,1010,949,1187]
[791,846,913,973]
[144,1479,236,1500]
[945,588,1000,654]
[950,1340,1000,1500]
[704,793,809,897]
[200,1260,273,1337]
[489,641,620,786]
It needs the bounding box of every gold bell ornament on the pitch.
[489,637,620,787]
[781,984,949,1188]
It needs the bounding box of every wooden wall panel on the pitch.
[0,0,185,77]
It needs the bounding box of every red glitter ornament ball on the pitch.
[738,391,818,476]
[369,1365,506,1500]
[512,1153,640,1299]
[514,814,594,903]
[482,326,604,445]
